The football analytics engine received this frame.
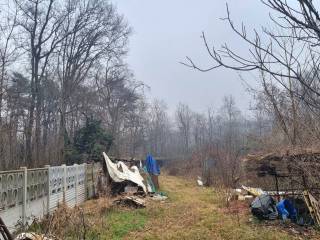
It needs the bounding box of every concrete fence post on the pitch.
[83,163,87,200]
[20,167,27,228]
[91,163,95,197]
[44,165,50,215]
[74,164,78,205]
[62,164,67,202]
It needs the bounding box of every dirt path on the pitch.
[77,175,317,240]
[122,175,304,240]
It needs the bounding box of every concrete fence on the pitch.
[0,163,101,232]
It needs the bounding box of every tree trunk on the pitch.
[59,95,67,164]
[35,80,42,166]
[0,61,5,167]
[26,77,35,167]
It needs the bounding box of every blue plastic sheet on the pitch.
[276,199,297,221]
[146,154,160,175]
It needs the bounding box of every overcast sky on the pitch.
[112,0,271,114]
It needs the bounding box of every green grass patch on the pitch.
[105,209,148,240]
[30,175,311,240]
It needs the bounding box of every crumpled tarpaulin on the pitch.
[103,152,147,193]
[141,166,156,193]
[146,154,160,175]
[251,194,278,220]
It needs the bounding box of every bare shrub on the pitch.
[28,198,111,239]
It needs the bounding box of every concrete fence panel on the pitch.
[48,165,64,213]
[0,170,24,232]
[0,162,101,232]
[25,168,48,226]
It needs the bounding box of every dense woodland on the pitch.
[1,0,319,188]
[0,0,262,171]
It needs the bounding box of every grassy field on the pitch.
[32,175,318,239]
[76,175,314,240]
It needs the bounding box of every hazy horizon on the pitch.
[112,0,271,115]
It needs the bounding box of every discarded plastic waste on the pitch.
[15,233,53,240]
[103,152,147,193]
[124,186,139,194]
[146,154,160,190]
[238,195,254,201]
[151,194,168,201]
[141,166,156,193]
[277,199,297,222]
[146,154,160,175]
[113,196,146,208]
[251,194,278,220]
[197,176,203,186]
[151,191,168,201]
[242,185,266,197]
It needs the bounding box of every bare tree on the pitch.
[146,99,171,157]
[6,72,30,168]
[192,112,207,152]
[0,0,139,169]
[15,0,68,166]
[95,59,144,157]
[55,0,131,162]
[0,0,18,167]
[176,103,193,156]
[123,99,148,158]
[182,0,320,148]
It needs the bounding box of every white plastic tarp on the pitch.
[103,152,147,193]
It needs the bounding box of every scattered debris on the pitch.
[151,193,168,201]
[140,167,157,193]
[237,195,253,201]
[113,196,146,208]
[0,216,55,240]
[103,152,147,193]
[146,154,160,191]
[242,151,320,234]
[240,184,317,230]
[124,186,139,194]
[197,176,203,186]
[15,233,54,240]
[242,185,266,197]
[103,152,167,211]
[250,194,278,220]
[303,191,320,225]
[229,187,254,201]
[276,199,297,222]
[102,152,165,198]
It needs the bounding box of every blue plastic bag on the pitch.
[145,154,160,175]
[276,199,297,222]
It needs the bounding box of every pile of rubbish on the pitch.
[233,185,319,227]
[0,153,166,239]
[0,216,55,240]
[15,233,54,240]
[102,152,168,207]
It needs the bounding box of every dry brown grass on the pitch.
[29,175,320,240]
[28,198,112,239]
[124,176,316,240]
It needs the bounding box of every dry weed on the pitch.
[30,198,111,240]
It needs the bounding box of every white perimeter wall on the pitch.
[0,163,100,233]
